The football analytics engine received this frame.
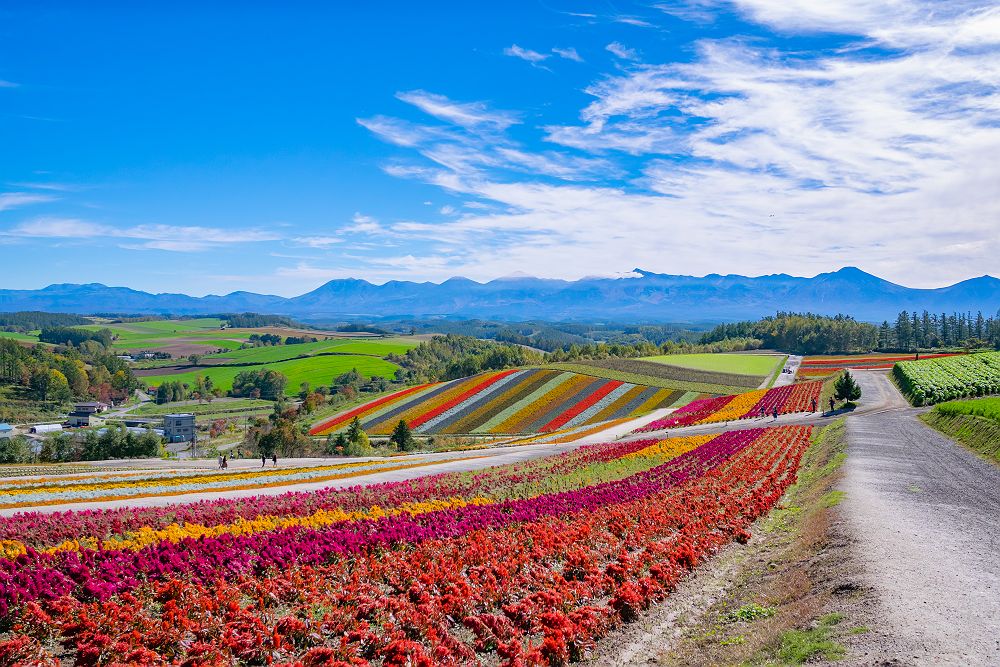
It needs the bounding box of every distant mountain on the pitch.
[1,268,998,322]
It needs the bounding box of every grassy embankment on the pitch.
[921,397,1000,465]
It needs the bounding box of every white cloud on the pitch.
[552,47,583,62]
[395,90,519,130]
[358,0,1000,287]
[292,236,343,249]
[0,192,56,211]
[615,16,654,27]
[6,218,281,251]
[503,44,549,64]
[606,42,640,60]
[0,80,17,88]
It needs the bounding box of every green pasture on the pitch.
[0,330,41,343]
[934,396,1000,422]
[132,398,276,417]
[203,338,415,364]
[139,354,400,395]
[641,353,784,377]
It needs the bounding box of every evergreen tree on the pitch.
[834,371,862,404]
[345,416,371,456]
[389,419,416,452]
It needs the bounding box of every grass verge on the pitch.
[919,410,1000,466]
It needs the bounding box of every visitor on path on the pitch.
[222,455,228,469]
[829,397,835,413]
[272,453,278,467]
[772,407,779,421]
[261,454,266,467]
[218,455,223,469]
[759,407,766,419]
[811,398,818,413]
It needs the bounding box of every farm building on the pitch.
[162,413,196,443]
[30,424,63,434]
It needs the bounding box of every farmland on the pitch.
[636,381,823,432]
[920,396,1000,465]
[0,424,812,663]
[799,352,963,380]
[546,358,758,394]
[892,352,1000,405]
[310,368,686,436]
[642,352,785,378]
[137,352,403,395]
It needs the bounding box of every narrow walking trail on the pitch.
[842,375,1000,663]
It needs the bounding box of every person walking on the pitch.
[218,455,224,469]
[272,453,278,467]
[222,455,228,469]
[829,397,835,414]
[772,406,779,421]
[261,453,266,468]
[811,397,818,413]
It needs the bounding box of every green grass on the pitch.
[921,403,1000,465]
[777,613,846,663]
[132,398,276,416]
[640,352,785,377]
[139,354,400,395]
[203,338,416,364]
[0,331,40,343]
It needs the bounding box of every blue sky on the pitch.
[2,1,999,296]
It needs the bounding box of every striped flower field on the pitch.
[310,369,688,436]
[635,381,823,432]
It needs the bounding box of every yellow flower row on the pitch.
[621,434,715,461]
[31,495,495,557]
[699,389,768,424]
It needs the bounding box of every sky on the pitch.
[1,1,999,296]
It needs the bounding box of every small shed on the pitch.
[0,423,13,440]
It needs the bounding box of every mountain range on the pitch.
[1,267,998,323]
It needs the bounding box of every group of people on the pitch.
[217,453,277,469]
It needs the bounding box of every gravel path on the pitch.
[842,377,1000,663]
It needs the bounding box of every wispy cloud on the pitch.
[0,80,18,88]
[6,217,281,251]
[395,90,519,130]
[503,44,549,64]
[552,46,583,62]
[606,42,640,60]
[359,0,1000,287]
[0,192,56,212]
[614,16,655,27]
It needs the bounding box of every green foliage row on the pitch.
[893,352,1000,405]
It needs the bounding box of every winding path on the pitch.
[842,373,1000,663]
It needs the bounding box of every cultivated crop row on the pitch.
[635,381,822,432]
[310,369,684,436]
[893,352,1000,405]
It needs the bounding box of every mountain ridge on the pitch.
[1,267,998,322]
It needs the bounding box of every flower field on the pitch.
[0,424,812,664]
[0,458,482,511]
[893,351,1000,405]
[635,381,822,432]
[310,369,685,436]
[797,353,963,379]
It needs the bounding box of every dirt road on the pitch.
[843,402,1000,663]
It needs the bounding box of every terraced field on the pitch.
[546,358,760,394]
[310,369,687,436]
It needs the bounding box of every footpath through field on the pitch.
[842,381,1000,663]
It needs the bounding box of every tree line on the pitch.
[879,310,1000,350]
[700,313,880,355]
[0,338,139,408]
[0,311,89,333]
